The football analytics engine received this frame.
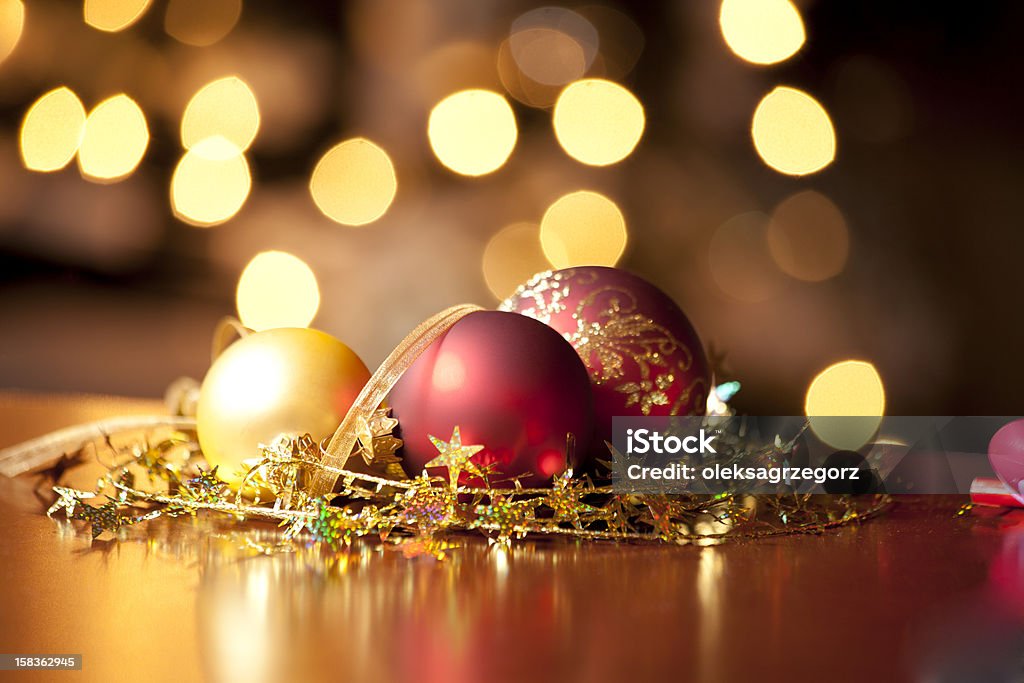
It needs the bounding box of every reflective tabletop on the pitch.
[1,392,1021,683]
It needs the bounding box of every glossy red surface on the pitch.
[0,392,1021,683]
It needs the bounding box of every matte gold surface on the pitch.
[0,392,1019,683]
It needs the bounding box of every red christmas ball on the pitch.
[501,266,710,443]
[388,310,594,486]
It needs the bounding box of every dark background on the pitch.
[1,0,1021,415]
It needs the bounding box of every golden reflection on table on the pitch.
[0,393,1022,683]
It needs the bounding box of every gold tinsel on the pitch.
[43,411,890,558]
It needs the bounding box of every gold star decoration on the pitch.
[398,479,457,533]
[73,500,133,539]
[424,426,485,489]
[472,494,536,545]
[47,486,92,519]
[645,499,685,541]
[305,498,374,550]
[546,469,596,528]
[354,408,405,478]
[182,466,229,504]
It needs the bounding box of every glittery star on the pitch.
[305,498,369,550]
[182,466,229,504]
[424,427,485,489]
[399,479,456,533]
[546,469,595,528]
[73,500,130,539]
[645,499,683,541]
[472,494,536,544]
[355,408,405,477]
[47,486,91,518]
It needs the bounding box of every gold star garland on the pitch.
[39,415,891,561]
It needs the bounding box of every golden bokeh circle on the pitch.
[539,190,628,268]
[805,360,886,450]
[19,87,87,172]
[751,87,836,176]
[0,0,25,65]
[237,251,321,332]
[553,79,645,166]
[171,136,251,227]
[309,138,397,226]
[428,89,518,176]
[719,0,805,65]
[78,94,150,182]
[181,76,260,153]
[84,0,152,32]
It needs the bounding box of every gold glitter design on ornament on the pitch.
[502,270,708,415]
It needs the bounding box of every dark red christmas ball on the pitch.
[388,310,594,486]
[501,266,710,442]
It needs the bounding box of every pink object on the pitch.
[988,419,1024,505]
[501,266,711,445]
[970,477,1024,508]
[388,311,594,487]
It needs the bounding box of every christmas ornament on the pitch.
[988,419,1024,504]
[196,327,370,487]
[14,311,888,558]
[387,310,594,486]
[500,266,711,442]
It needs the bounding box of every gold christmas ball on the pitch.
[196,327,371,487]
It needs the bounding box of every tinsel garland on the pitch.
[42,414,891,560]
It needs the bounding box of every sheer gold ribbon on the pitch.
[209,317,251,362]
[308,304,482,497]
[0,415,197,478]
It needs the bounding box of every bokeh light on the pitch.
[498,38,557,109]
[708,212,784,302]
[539,190,628,268]
[236,251,320,332]
[19,87,87,172]
[767,190,849,282]
[84,0,152,33]
[481,222,551,300]
[427,89,517,176]
[181,76,260,153]
[77,94,149,182]
[165,0,241,47]
[509,7,597,87]
[0,0,24,65]
[511,29,586,87]
[576,5,645,80]
[171,136,251,227]
[553,79,645,166]
[751,86,836,176]
[309,138,397,226]
[805,360,886,450]
[719,0,805,65]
